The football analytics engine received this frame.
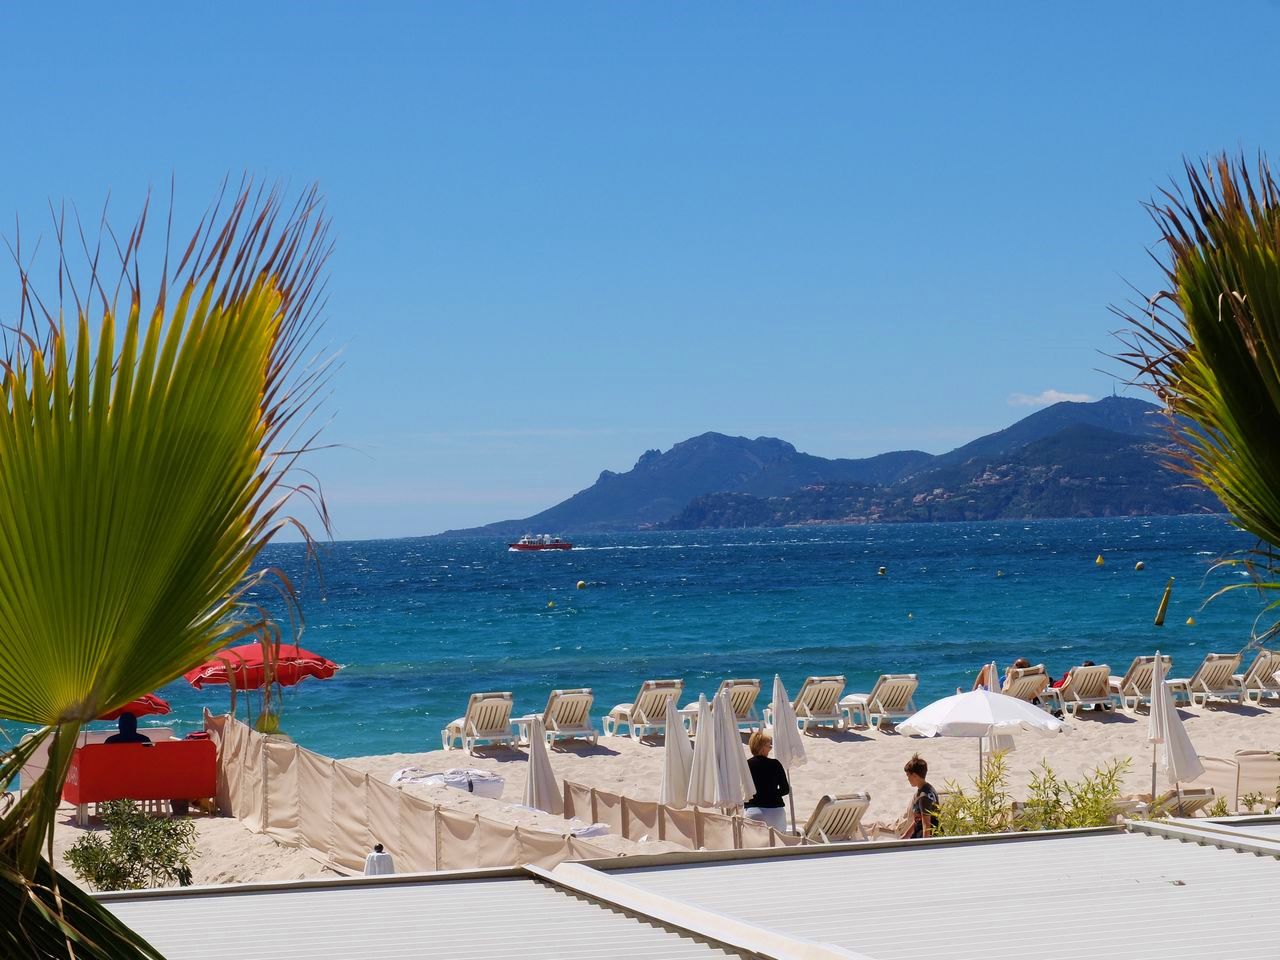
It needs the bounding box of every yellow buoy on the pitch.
[1134,561,1145,571]
[546,600,555,609]
[1095,554,1105,567]
[1186,616,1196,626]
[907,612,914,619]
[576,580,586,590]
[877,566,887,576]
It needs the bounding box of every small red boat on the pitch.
[508,534,573,551]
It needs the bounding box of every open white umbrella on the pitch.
[522,717,563,815]
[713,687,753,810]
[659,694,694,808]
[769,675,807,833]
[1148,649,1203,799]
[898,688,1066,777]
[686,694,718,808]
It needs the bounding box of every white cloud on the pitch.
[1007,389,1095,407]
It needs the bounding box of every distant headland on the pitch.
[438,397,1219,537]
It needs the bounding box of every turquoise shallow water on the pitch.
[7,515,1272,762]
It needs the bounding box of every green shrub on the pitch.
[939,754,1132,836]
[65,800,198,891]
[937,751,1013,837]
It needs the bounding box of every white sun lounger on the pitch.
[800,792,871,843]
[1167,653,1244,707]
[514,689,597,746]
[764,675,846,733]
[682,678,762,735]
[442,692,517,752]
[602,680,683,739]
[1108,654,1173,711]
[1235,649,1280,704]
[1002,665,1050,704]
[1042,664,1116,716]
[1140,786,1217,818]
[841,674,919,730]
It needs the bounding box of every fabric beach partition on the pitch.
[769,675,807,833]
[1148,650,1204,798]
[523,717,563,815]
[659,696,694,808]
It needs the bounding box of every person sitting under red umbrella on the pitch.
[104,712,151,745]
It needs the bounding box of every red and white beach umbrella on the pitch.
[98,692,171,722]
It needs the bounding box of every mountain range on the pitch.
[440,396,1220,537]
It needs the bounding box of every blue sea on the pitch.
[10,515,1275,762]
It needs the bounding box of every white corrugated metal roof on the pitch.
[596,831,1280,960]
[104,874,742,960]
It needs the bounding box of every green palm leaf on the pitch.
[1117,154,1280,622]
[0,183,331,957]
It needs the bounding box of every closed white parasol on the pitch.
[1148,649,1203,797]
[522,716,563,815]
[769,675,807,832]
[659,694,694,808]
[714,686,754,809]
[686,694,718,808]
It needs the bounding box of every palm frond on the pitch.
[0,181,331,956]
[1116,153,1280,622]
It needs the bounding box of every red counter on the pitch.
[63,740,216,824]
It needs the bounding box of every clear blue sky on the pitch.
[1,3,1275,540]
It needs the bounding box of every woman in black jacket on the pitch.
[744,729,790,833]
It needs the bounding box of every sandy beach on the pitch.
[344,699,1280,827]
[46,698,1279,891]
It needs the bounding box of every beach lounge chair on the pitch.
[841,674,919,730]
[602,680,683,739]
[1108,654,1172,711]
[682,678,762,735]
[1042,664,1115,716]
[441,692,517,752]
[1166,653,1244,707]
[514,689,597,746]
[1002,665,1049,704]
[800,792,871,843]
[764,676,846,733]
[1142,786,1217,818]
[1235,649,1280,704]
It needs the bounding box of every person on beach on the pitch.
[1002,657,1032,689]
[1051,659,1094,689]
[104,712,151,745]
[363,842,395,876]
[903,754,939,839]
[743,730,790,833]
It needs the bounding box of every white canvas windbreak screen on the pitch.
[204,715,610,872]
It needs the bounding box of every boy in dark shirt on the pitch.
[903,754,938,839]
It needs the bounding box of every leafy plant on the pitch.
[941,756,1132,836]
[937,752,1013,837]
[1207,796,1230,818]
[0,183,332,958]
[1240,792,1275,814]
[1060,758,1130,827]
[65,802,198,891]
[1115,154,1280,627]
